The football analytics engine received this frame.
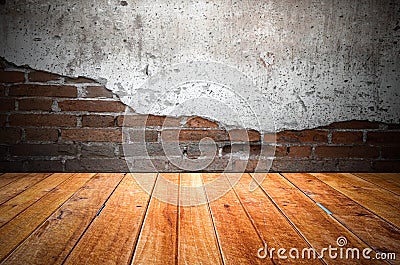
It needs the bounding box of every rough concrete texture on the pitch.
[0,0,399,131]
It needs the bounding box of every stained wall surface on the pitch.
[1,0,399,132]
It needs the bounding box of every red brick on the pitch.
[186,117,219,128]
[65,158,128,172]
[275,146,312,158]
[64,76,96,83]
[83,86,113,98]
[367,132,400,146]
[272,130,328,144]
[123,129,158,142]
[81,143,117,158]
[117,115,181,127]
[228,129,260,142]
[372,160,400,172]
[0,128,22,144]
[82,115,116,127]
[337,160,373,172]
[0,114,6,127]
[315,146,379,158]
[10,144,76,156]
[222,144,262,157]
[28,71,62,82]
[24,160,64,172]
[18,98,53,111]
[271,159,338,172]
[0,85,7,96]
[61,128,122,142]
[9,114,76,127]
[323,120,380,129]
[0,71,25,83]
[25,128,59,142]
[0,98,15,112]
[9,84,77,97]
[58,100,125,112]
[381,147,400,159]
[331,131,363,144]
[161,129,229,142]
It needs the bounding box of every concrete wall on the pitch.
[1,0,399,132]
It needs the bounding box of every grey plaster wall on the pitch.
[1,0,399,131]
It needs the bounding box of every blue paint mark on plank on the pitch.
[316,202,332,215]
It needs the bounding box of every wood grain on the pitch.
[204,173,271,265]
[283,173,400,265]
[0,173,76,227]
[178,173,222,265]
[258,173,386,265]
[312,173,400,228]
[0,173,94,264]
[0,173,29,188]
[132,173,179,265]
[352,173,400,196]
[64,173,157,265]
[0,173,51,205]
[234,173,322,264]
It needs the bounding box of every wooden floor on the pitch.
[0,173,398,265]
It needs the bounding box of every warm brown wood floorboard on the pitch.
[283,173,400,265]
[256,173,387,265]
[204,173,272,265]
[0,173,52,205]
[63,173,157,265]
[0,173,30,189]
[0,173,95,263]
[351,173,400,196]
[178,173,223,265]
[132,173,179,265]
[0,173,78,228]
[312,173,400,228]
[2,173,123,265]
[231,173,322,264]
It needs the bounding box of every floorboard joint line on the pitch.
[1,173,97,263]
[311,173,400,230]
[0,173,53,206]
[225,173,277,265]
[129,173,160,265]
[281,173,400,264]
[350,173,400,197]
[0,173,78,229]
[200,173,226,265]
[250,173,328,265]
[60,173,127,264]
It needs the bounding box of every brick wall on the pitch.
[0,58,399,172]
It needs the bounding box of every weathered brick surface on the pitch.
[28,71,62,82]
[0,71,25,83]
[9,114,76,127]
[58,100,125,112]
[9,84,77,97]
[0,60,399,172]
[82,115,116,127]
[18,98,53,111]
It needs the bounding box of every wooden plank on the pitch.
[2,173,122,264]
[178,173,222,265]
[312,173,400,228]
[352,173,400,196]
[63,173,157,265]
[257,173,387,265]
[204,173,271,265]
[283,173,400,265]
[0,173,76,227]
[132,173,179,265]
[0,173,30,188]
[0,173,51,205]
[0,174,94,264]
[232,173,322,264]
